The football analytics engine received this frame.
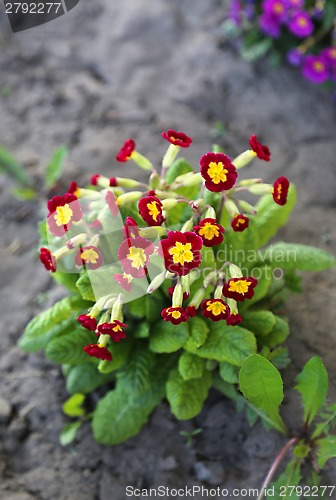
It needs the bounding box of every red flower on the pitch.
[222,277,258,302]
[116,139,135,162]
[75,245,103,270]
[47,193,83,237]
[201,299,230,321]
[185,305,198,317]
[39,247,56,272]
[159,231,203,276]
[84,344,112,361]
[109,177,118,187]
[90,174,101,186]
[162,129,192,148]
[200,152,238,192]
[118,236,154,278]
[97,321,128,342]
[231,214,249,232]
[194,218,224,247]
[114,273,133,292]
[138,196,165,226]
[226,312,243,326]
[168,286,190,302]
[78,314,97,331]
[161,307,188,325]
[272,177,290,206]
[249,135,271,161]
[106,190,119,217]
[122,217,140,239]
[68,181,81,197]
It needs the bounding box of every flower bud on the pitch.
[149,172,160,190]
[248,184,272,195]
[229,263,243,279]
[232,150,257,169]
[147,271,167,293]
[111,296,123,322]
[181,219,194,232]
[162,143,180,169]
[237,200,257,215]
[172,283,184,307]
[116,177,142,188]
[155,190,180,199]
[203,270,218,288]
[131,151,153,171]
[189,288,206,308]
[161,198,179,210]
[117,191,143,206]
[139,226,167,238]
[177,172,203,187]
[214,285,224,299]
[224,199,239,217]
[181,274,191,295]
[204,206,217,219]
[239,178,263,186]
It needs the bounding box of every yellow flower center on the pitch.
[199,223,219,240]
[127,247,146,269]
[168,309,181,319]
[81,248,99,264]
[273,3,284,13]
[206,301,227,316]
[228,280,250,294]
[297,17,307,27]
[207,162,228,184]
[54,204,73,226]
[313,61,325,73]
[169,242,193,265]
[123,273,133,283]
[112,324,123,332]
[147,201,160,221]
[237,218,246,226]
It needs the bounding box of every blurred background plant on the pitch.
[221,0,336,87]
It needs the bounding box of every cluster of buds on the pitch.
[39,129,290,363]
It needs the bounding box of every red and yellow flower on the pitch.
[114,273,133,292]
[68,181,81,198]
[272,176,290,206]
[194,218,224,247]
[231,214,249,232]
[47,193,83,237]
[168,286,190,302]
[161,306,188,325]
[122,217,140,239]
[201,299,230,322]
[185,305,198,317]
[75,245,103,270]
[106,190,119,217]
[222,277,258,301]
[249,135,271,161]
[200,152,238,192]
[78,314,97,331]
[83,343,112,361]
[97,320,128,342]
[159,231,203,276]
[39,247,57,272]
[162,129,192,148]
[116,138,136,162]
[138,195,165,226]
[226,312,243,326]
[118,236,154,278]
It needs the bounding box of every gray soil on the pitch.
[0,1,335,499]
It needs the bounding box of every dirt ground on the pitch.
[0,1,336,499]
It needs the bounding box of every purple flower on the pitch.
[262,0,287,22]
[287,47,304,66]
[286,0,304,9]
[302,55,329,84]
[259,13,281,38]
[321,47,336,81]
[288,11,314,38]
[228,0,242,27]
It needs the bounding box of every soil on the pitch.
[0,1,336,499]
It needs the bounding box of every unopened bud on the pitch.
[172,284,183,307]
[116,177,142,188]
[203,270,218,288]
[248,184,272,195]
[226,298,238,313]
[149,172,160,190]
[161,198,179,210]
[155,190,180,199]
[181,274,191,295]
[237,200,257,215]
[117,191,143,206]
[131,151,153,171]
[178,172,203,187]
[214,285,224,299]
[229,263,243,279]
[232,150,257,170]
[147,271,167,293]
[174,171,194,184]
[224,199,239,218]
[139,226,167,239]
[189,288,206,308]
[204,206,216,219]
[111,296,123,322]
[239,178,263,186]
[181,219,194,232]
[163,143,180,169]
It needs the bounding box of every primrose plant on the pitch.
[20,130,335,462]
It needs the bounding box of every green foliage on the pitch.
[241,310,276,337]
[239,354,287,434]
[178,352,205,381]
[149,321,189,353]
[269,459,302,499]
[258,243,336,272]
[66,364,115,394]
[0,145,33,187]
[46,329,96,365]
[62,394,85,417]
[315,435,336,468]
[60,422,82,446]
[166,368,212,420]
[219,361,239,384]
[184,316,209,351]
[45,145,68,189]
[311,403,336,439]
[76,274,96,302]
[295,356,328,426]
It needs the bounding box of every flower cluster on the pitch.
[39,130,291,363]
[225,0,336,86]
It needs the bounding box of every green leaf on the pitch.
[0,145,32,186]
[53,271,80,292]
[59,421,82,446]
[10,186,37,200]
[134,322,149,338]
[45,145,68,189]
[315,436,336,468]
[66,364,114,394]
[46,329,96,365]
[117,346,156,394]
[241,38,272,61]
[184,316,209,351]
[239,354,287,434]
[270,459,302,499]
[125,296,146,319]
[166,368,212,420]
[192,323,256,366]
[178,352,205,381]
[295,356,328,426]
[267,347,291,369]
[219,361,239,384]
[145,293,165,324]
[293,440,310,459]
[311,403,336,439]
[76,274,95,302]
[62,393,85,417]
[241,311,276,337]
[240,266,273,309]
[97,340,132,373]
[263,316,289,349]
[149,321,189,353]
[258,243,336,272]
[254,184,296,247]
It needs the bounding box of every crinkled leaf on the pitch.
[263,316,289,349]
[258,243,336,272]
[46,329,96,365]
[117,346,156,394]
[76,274,96,302]
[184,316,209,352]
[241,311,276,337]
[239,354,287,434]
[166,368,212,420]
[97,340,133,374]
[219,361,239,384]
[315,436,336,468]
[149,321,189,353]
[178,352,205,381]
[66,364,114,394]
[295,356,328,426]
